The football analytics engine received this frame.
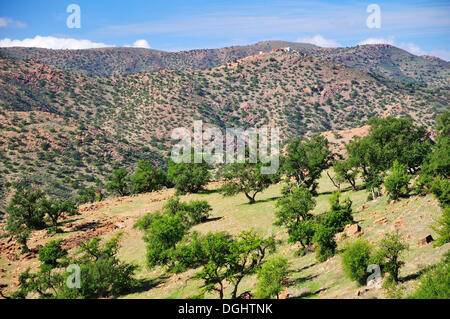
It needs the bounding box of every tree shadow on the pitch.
[286,274,318,287]
[125,275,169,295]
[289,287,329,299]
[204,217,223,223]
[400,268,428,283]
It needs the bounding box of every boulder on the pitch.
[418,235,434,246]
[344,224,361,236]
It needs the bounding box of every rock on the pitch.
[279,289,291,299]
[344,224,361,236]
[238,291,253,299]
[374,217,387,225]
[394,218,404,230]
[390,200,397,205]
[418,235,434,246]
[13,280,20,286]
[358,205,368,212]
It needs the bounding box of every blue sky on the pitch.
[0,0,449,60]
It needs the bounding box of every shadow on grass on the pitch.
[286,274,319,287]
[125,275,169,295]
[204,217,223,223]
[289,287,329,299]
[237,196,282,207]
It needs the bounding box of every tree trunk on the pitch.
[371,188,377,201]
[232,277,243,299]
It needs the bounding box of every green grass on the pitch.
[112,171,449,299]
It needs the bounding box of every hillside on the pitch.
[0,49,448,203]
[1,170,448,299]
[1,41,449,85]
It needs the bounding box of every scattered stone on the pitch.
[394,218,404,230]
[374,217,387,225]
[418,235,434,246]
[237,291,253,299]
[344,224,361,236]
[358,205,368,212]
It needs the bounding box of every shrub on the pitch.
[409,252,450,299]
[433,206,450,246]
[341,239,374,286]
[313,225,337,262]
[372,233,408,282]
[318,192,353,233]
[131,160,167,194]
[167,158,210,194]
[38,240,67,269]
[384,161,411,200]
[256,257,289,299]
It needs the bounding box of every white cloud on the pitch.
[296,34,340,48]
[0,17,26,28]
[0,36,112,50]
[358,36,395,46]
[398,42,426,56]
[132,39,151,49]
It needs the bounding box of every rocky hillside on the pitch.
[1,41,449,85]
[0,46,449,204]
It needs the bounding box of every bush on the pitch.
[372,233,408,282]
[318,192,353,233]
[38,240,67,269]
[12,235,138,299]
[409,252,450,299]
[256,257,289,299]
[384,161,411,200]
[163,196,212,226]
[131,160,167,194]
[167,158,210,194]
[106,168,130,196]
[433,206,450,246]
[313,225,337,262]
[341,239,374,286]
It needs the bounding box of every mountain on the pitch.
[0,46,448,204]
[1,41,449,85]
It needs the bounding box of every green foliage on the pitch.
[408,252,450,299]
[341,239,374,286]
[318,192,354,233]
[256,257,289,299]
[144,214,187,268]
[38,240,67,270]
[372,233,408,282]
[313,225,337,262]
[40,197,78,233]
[347,116,430,199]
[275,185,316,253]
[12,235,138,299]
[77,186,96,204]
[163,196,212,226]
[282,135,332,194]
[6,186,46,251]
[333,158,358,191]
[173,230,275,299]
[433,206,450,246]
[221,157,279,204]
[384,160,411,200]
[167,157,210,194]
[106,168,130,196]
[131,159,166,194]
